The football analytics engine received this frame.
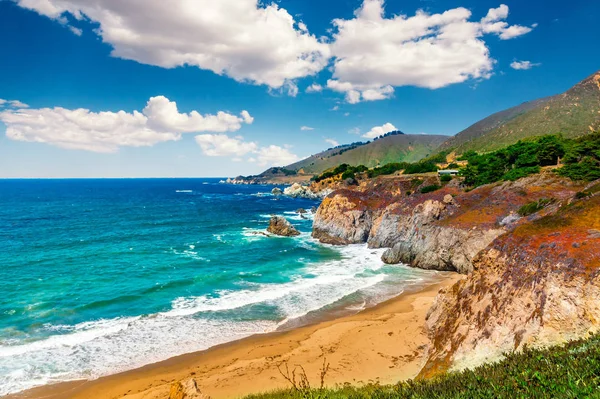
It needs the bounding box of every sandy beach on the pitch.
[9,272,461,399]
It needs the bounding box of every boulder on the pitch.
[272,187,283,195]
[267,216,300,237]
[169,379,210,399]
[296,208,307,214]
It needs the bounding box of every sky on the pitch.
[0,0,598,178]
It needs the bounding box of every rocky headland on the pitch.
[312,171,600,374]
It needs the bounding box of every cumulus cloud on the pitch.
[328,1,536,103]
[306,83,323,93]
[194,132,300,167]
[15,0,330,91]
[300,126,314,131]
[510,60,541,70]
[348,127,361,135]
[0,96,252,153]
[325,138,339,147]
[143,96,252,133]
[253,145,300,166]
[363,122,397,139]
[194,134,258,157]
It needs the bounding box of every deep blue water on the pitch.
[0,179,437,394]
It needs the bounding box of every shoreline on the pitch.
[8,272,462,399]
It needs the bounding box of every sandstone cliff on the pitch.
[313,172,581,274]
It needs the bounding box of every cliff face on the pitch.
[422,192,600,376]
[313,172,581,274]
[312,172,600,375]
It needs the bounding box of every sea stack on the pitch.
[267,216,301,237]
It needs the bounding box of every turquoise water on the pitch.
[0,179,438,394]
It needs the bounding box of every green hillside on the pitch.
[441,70,600,154]
[286,134,448,174]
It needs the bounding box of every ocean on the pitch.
[0,178,440,395]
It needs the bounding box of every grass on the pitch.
[245,334,600,399]
[518,198,555,216]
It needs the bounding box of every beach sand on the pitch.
[9,272,462,399]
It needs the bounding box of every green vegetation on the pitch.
[313,164,368,182]
[246,334,600,399]
[367,160,438,178]
[518,198,555,216]
[460,133,600,187]
[420,185,441,194]
[440,174,452,183]
[556,133,600,181]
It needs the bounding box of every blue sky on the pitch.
[0,0,598,178]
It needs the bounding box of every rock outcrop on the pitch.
[284,183,332,200]
[422,192,600,376]
[169,379,210,399]
[312,172,582,274]
[267,216,300,237]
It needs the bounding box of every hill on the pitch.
[441,70,600,153]
[286,133,448,174]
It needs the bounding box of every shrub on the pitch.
[461,133,600,187]
[518,198,554,216]
[440,174,452,183]
[420,185,441,194]
[575,191,591,199]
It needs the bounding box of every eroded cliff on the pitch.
[313,172,582,273]
[422,190,600,376]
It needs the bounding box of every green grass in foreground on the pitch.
[246,334,600,399]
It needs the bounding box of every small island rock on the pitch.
[267,216,301,237]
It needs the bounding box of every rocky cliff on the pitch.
[313,172,582,274]
[422,188,600,376]
[312,172,599,375]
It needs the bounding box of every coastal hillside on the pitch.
[310,132,600,377]
[285,133,448,174]
[440,70,600,153]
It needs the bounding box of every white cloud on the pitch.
[144,96,252,133]
[331,105,340,111]
[254,145,299,166]
[348,127,361,135]
[15,0,330,91]
[194,133,300,167]
[69,26,82,36]
[0,99,29,108]
[325,138,339,147]
[510,60,541,70]
[328,1,536,103]
[0,96,252,153]
[300,126,314,131]
[306,83,323,93]
[194,134,258,157]
[363,122,397,139]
